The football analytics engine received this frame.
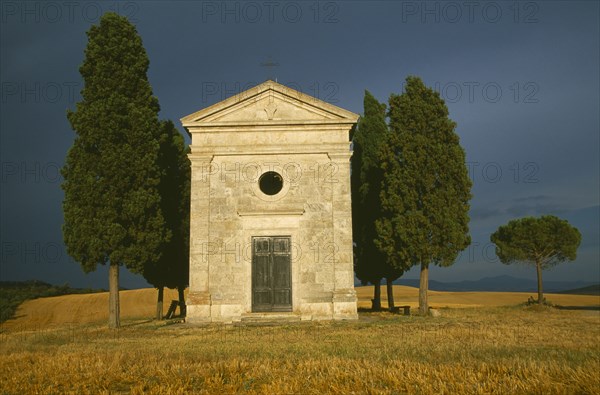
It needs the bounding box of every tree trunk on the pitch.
[156,286,164,320]
[372,279,382,311]
[108,263,120,329]
[536,260,544,304]
[178,286,186,317]
[386,277,395,311]
[419,262,429,315]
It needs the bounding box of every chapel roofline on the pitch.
[180,79,359,136]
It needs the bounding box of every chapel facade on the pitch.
[182,80,358,323]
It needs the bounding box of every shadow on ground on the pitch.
[555,305,600,311]
[120,319,154,328]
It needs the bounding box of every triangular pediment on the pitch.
[181,80,359,128]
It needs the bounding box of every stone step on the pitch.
[237,313,302,326]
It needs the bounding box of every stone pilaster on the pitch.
[186,153,213,323]
[329,151,358,320]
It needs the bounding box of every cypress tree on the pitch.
[376,76,472,315]
[143,121,190,319]
[352,91,403,311]
[62,13,168,328]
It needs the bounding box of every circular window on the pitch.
[259,171,284,195]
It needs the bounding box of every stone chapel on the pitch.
[181,80,359,323]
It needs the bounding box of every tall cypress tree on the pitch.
[143,120,190,319]
[376,76,472,315]
[62,13,168,328]
[352,91,403,310]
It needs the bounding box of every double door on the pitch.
[251,236,292,312]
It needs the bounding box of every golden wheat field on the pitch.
[1,286,599,394]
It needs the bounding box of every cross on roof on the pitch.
[260,58,280,82]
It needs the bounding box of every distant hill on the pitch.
[558,284,600,296]
[0,280,106,324]
[382,275,598,293]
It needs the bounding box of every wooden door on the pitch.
[252,236,292,312]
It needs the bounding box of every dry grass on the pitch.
[4,285,598,332]
[1,288,599,394]
[355,285,600,309]
[1,287,183,331]
[1,309,599,394]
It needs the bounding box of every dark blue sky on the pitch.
[1,1,598,289]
